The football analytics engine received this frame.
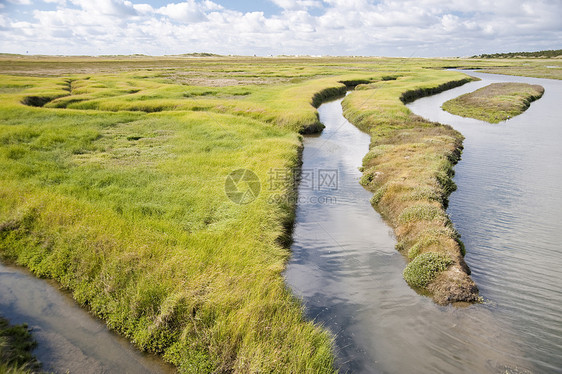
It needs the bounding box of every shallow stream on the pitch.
[0,262,174,373]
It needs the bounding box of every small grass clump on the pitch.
[442,82,545,123]
[0,317,41,374]
[403,252,453,289]
[397,204,445,224]
[407,235,441,260]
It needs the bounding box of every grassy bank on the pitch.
[442,82,545,123]
[342,69,479,304]
[0,317,41,374]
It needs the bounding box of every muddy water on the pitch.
[285,92,558,373]
[0,262,174,373]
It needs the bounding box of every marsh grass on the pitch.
[442,82,545,123]
[0,67,347,372]
[0,109,334,371]
[0,56,532,370]
[473,63,562,80]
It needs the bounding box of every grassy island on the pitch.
[342,70,479,304]
[442,82,545,123]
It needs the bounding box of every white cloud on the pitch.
[201,0,223,11]
[440,14,459,32]
[0,0,560,56]
[156,1,207,23]
[133,3,153,14]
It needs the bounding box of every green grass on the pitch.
[0,317,41,374]
[470,62,562,80]
[442,82,545,123]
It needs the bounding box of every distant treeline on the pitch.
[473,49,562,59]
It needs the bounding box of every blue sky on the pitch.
[0,0,560,57]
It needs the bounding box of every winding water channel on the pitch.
[0,262,173,373]
[286,71,562,373]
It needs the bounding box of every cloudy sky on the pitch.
[0,0,560,57]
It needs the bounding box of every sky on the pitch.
[0,0,560,57]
